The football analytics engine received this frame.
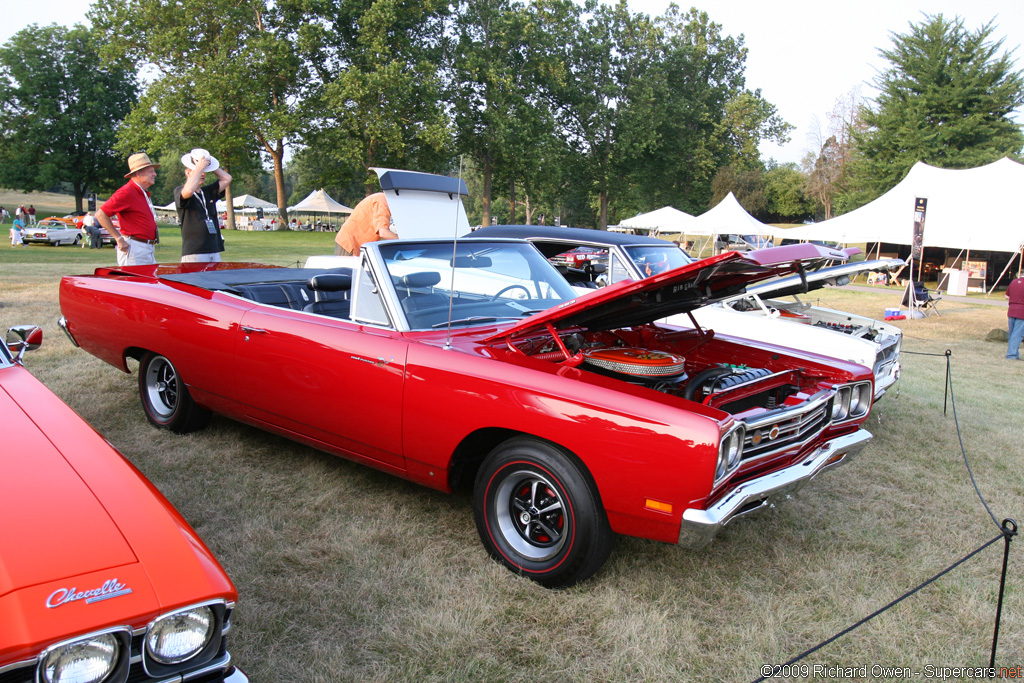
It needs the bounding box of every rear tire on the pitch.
[474,438,613,587]
[138,352,211,433]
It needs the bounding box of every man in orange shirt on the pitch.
[334,192,398,255]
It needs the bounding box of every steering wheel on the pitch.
[491,284,531,300]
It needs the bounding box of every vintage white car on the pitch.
[22,217,82,246]
[469,225,903,401]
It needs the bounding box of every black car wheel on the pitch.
[474,438,613,587]
[138,352,210,433]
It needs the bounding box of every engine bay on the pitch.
[505,325,830,421]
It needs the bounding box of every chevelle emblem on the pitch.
[46,579,132,608]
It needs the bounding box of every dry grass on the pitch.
[2,254,1022,682]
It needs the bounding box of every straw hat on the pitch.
[181,148,220,173]
[124,152,160,178]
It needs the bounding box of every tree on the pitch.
[0,24,137,211]
[545,0,663,229]
[304,0,453,197]
[634,6,785,216]
[89,0,308,225]
[804,89,863,219]
[849,14,1024,199]
[450,0,558,225]
[763,161,811,223]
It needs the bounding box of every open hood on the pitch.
[748,257,905,299]
[487,244,844,342]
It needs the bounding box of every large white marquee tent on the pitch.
[779,158,1024,253]
[616,206,694,235]
[687,192,774,238]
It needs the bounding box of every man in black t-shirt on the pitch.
[175,148,233,262]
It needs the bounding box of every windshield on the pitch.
[378,241,578,330]
[624,245,694,277]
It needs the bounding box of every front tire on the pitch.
[474,438,613,587]
[138,352,211,433]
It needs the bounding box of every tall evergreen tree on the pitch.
[0,24,137,211]
[849,14,1024,201]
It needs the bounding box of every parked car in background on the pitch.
[60,240,874,587]
[0,325,247,683]
[22,217,81,246]
[469,226,903,401]
[714,233,772,252]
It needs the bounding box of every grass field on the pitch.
[2,236,1021,682]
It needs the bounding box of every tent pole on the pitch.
[935,248,965,293]
[988,248,1022,297]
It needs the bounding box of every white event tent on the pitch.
[688,192,775,237]
[780,158,1024,254]
[288,189,353,230]
[215,194,276,212]
[685,192,779,254]
[615,206,694,235]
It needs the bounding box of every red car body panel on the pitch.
[58,246,873,549]
[0,347,238,670]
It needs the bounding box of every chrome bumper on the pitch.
[873,361,900,400]
[224,666,250,682]
[678,428,872,549]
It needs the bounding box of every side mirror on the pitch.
[7,325,43,363]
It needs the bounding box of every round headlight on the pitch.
[146,606,215,665]
[41,633,119,683]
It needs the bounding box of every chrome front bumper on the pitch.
[678,428,872,549]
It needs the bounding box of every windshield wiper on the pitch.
[432,316,521,329]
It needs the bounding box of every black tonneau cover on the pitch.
[160,267,351,292]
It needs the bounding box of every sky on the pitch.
[3,0,1023,166]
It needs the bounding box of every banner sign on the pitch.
[912,197,927,260]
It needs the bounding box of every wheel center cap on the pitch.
[519,511,532,525]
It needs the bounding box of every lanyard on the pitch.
[197,188,209,219]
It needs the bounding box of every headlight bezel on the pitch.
[38,626,131,683]
[714,423,746,484]
[142,600,226,678]
[831,381,872,423]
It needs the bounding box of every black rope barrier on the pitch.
[750,348,1017,682]
[750,531,1009,683]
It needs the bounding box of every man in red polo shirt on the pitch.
[96,152,161,266]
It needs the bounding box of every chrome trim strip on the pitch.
[742,390,832,430]
[678,429,873,549]
[0,657,35,676]
[182,651,235,682]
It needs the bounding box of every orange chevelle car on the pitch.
[0,325,246,683]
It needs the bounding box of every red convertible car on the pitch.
[59,239,874,586]
[0,326,246,683]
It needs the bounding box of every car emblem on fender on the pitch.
[46,578,133,608]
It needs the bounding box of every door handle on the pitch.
[241,325,266,334]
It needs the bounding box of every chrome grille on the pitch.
[741,393,832,461]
